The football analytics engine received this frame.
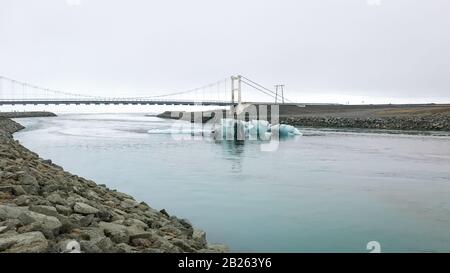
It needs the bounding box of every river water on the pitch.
[13,113,450,252]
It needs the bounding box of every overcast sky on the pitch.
[0,0,449,104]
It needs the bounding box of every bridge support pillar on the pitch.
[230,75,242,116]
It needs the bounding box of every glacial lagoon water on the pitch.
[13,113,450,252]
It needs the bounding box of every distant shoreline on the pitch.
[0,111,57,118]
[156,103,450,131]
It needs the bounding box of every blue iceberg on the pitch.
[212,119,301,141]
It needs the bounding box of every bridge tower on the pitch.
[231,75,242,105]
[231,75,251,117]
[275,84,285,104]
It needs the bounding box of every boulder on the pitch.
[29,205,58,217]
[55,205,72,216]
[0,205,27,221]
[129,231,157,241]
[0,185,26,196]
[79,214,95,227]
[0,226,7,234]
[80,240,102,253]
[98,222,129,244]
[95,237,116,252]
[18,210,62,237]
[18,173,40,195]
[0,231,48,253]
[120,198,140,209]
[46,193,66,205]
[73,202,99,215]
[116,242,137,253]
[193,229,207,248]
[0,219,20,233]
[131,238,152,248]
[171,238,195,252]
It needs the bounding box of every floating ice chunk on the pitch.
[212,119,301,140]
[148,128,208,134]
[270,124,302,137]
[249,120,270,137]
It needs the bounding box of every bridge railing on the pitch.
[0,98,234,106]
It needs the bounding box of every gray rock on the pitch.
[160,209,170,217]
[120,198,140,209]
[113,191,135,201]
[80,240,102,253]
[19,173,38,186]
[193,229,207,248]
[15,195,33,206]
[0,219,20,232]
[55,205,72,216]
[0,231,48,253]
[129,231,157,241]
[0,205,27,221]
[18,210,62,237]
[171,238,195,252]
[18,173,40,195]
[0,185,26,196]
[115,218,147,234]
[29,205,58,217]
[42,159,52,165]
[22,185,39,195]
[73,202,99,215]
[113,208,127,216]
[98,222,129,244]
[95,237,116,252]
[57,215,80,234]
[96,209,112,222]
[46,193,66,205]
[79,214,95,227]
[116,242,137,253]
[130,238,152,247]
[69,213,84,222]
[76,227,105,242]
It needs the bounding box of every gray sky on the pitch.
[0,0,449,104]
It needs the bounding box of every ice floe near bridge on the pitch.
[211,119,302,140]
[147,118,301,140]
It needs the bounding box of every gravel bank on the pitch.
[281,114,450,131]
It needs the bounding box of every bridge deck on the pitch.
[0,100,233,106]
[0,100,302,107]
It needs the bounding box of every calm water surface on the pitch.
[13,113,450,252]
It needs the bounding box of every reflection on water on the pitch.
[13,113,450,252]
[219,141,246,173]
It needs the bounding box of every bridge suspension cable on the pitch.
[0,75,106,100]
[0,74,294,105]
[240,76,293,103]
[123,78,230,100]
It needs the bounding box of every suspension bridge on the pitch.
[0,75,296,108]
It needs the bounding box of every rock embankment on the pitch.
[281,114,450,131]
[0,117,227,253]
[0,111,57,118]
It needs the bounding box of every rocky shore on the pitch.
[0,115,227,253]
[0,111,56,118]
[281,114,450,131]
